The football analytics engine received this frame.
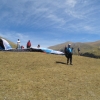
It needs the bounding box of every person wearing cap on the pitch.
[65,44,73,65]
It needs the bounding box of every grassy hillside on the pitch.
[49,41,100,57]
[86,40,100,47]
[0,52,100,100]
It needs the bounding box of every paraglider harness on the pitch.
[65,47,73,58]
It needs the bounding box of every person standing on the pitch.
[78,48,80,55]
[27,40,31,48]
[65,44,73,65]
[17,39,20,49]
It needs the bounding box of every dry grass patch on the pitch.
[0,52,100,100]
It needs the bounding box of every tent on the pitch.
[0,38,12,50]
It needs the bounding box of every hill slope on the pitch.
[0,52,100,100]
[49,40,100,56]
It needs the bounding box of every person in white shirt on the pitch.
[17,39,20,49]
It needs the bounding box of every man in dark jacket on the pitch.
[65,44,73,65]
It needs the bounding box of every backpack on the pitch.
[65,47,73,57]
[68,48,72,53]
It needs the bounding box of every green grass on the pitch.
[0,52,100,100]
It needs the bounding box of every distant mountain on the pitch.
[0,36,16,48]
[49,40,100,55]
[85,40,100,47]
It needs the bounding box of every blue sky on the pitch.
[0,0,100,48]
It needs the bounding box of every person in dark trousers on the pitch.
[27,40,31,48]
[64,44,73,65]
[78,48,80,55]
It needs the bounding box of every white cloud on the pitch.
[0,31,58,48]
[0,0,100,46]
[47,14,65,27]
[84,26,93,31]
[65,0,77,8]
[0,31,30,46]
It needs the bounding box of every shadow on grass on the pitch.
[56,61,66,65]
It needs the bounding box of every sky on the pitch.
[0,0,100,48]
